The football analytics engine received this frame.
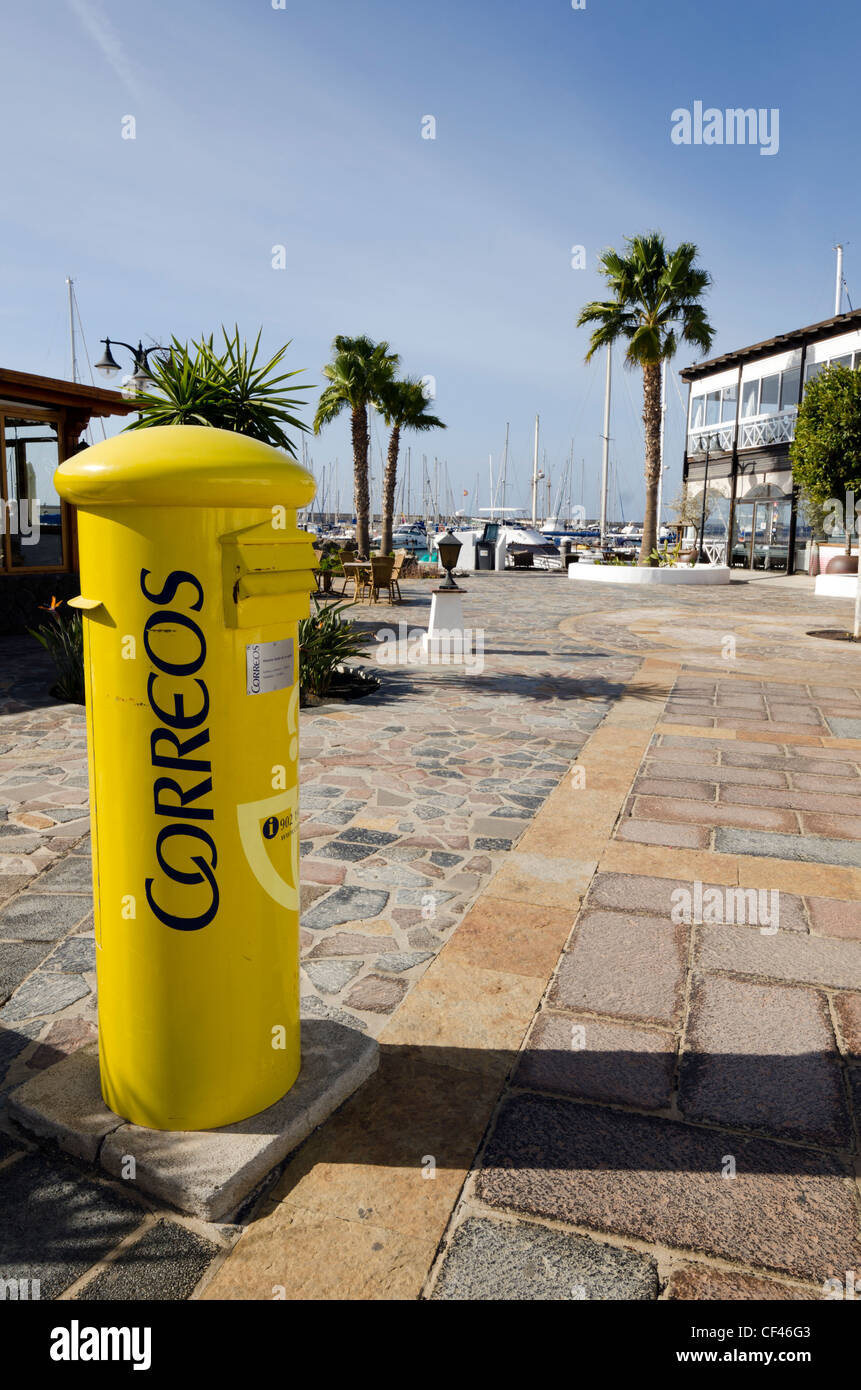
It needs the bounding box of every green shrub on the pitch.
[29,598,85,704]
[298,597,370,702]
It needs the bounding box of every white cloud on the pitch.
[66,0,146,103]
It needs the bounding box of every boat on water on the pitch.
[433,519,562,570]
[372,520,429,555]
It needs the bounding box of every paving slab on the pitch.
[806,896,861,939]
[550,909,687,1027]
[76,1220,220,1300]
[665,1265,819,1300]
[9,1018,379,1222]
[515,1010,676,1109]
[477,1093,861,1281]
[0,1151,143,1300]
[428,1215,658,1301]
[679,974,851,1148]
[0,940,50,1005]
[0,893,91,940]
[0,970,90,1023]
[714,826,861,868]
[696,923,861,991]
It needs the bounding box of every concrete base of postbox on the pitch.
[8,1018,379,1223]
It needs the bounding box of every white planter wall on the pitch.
[568,564,731,586]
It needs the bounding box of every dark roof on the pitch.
[680,307,861,383]
[0,368,138,416]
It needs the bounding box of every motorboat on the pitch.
[371,520,429,555]
[435,520,561,571]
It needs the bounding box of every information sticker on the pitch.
[246,638,295,695]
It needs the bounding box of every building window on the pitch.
[780,367,801,408]
[1,414,64,571]
[741,379,759,417]
[759,374,780,415]
[720,383,738,421]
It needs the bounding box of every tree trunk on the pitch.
[380,423,401,556]
[351,404,370,558]
[639,361,662,565]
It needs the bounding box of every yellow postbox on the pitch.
[55,425,316,1130]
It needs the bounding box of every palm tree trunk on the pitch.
[639,361,662,565]
[351,404,370,558]
[380,424,401,556]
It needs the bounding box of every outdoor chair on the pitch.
[390,550,408,601]
[338,548,360,596]
[368,555,396,604]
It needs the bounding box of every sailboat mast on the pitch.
[502,422,509,515]
[531,414,540,526]
[66,277,78,383]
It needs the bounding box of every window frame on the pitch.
[0,405,70,575]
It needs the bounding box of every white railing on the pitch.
[687,406,798,456]
[737,407,797,450]
[703,540,728,565]
[687,422,734,454]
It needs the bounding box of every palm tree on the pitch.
[578,233,715,564]
[313,335,399,557]
[376,380,446,554]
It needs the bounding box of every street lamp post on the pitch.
[94,338,168,394]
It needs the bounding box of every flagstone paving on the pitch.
[0,573,633,1297]
[5,569,861,1299]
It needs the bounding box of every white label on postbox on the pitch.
[246,638,294,695]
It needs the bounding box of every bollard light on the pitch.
[437,530,462,589]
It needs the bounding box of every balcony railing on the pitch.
[737,406,796,449]
[686,421,734,455]
[687,406,798,457]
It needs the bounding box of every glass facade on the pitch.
[1,413,65,571]
[684,325,861,574]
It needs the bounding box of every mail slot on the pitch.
[55,425,316,1130]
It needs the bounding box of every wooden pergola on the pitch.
[0,369,138,631]
[0,368,138,575]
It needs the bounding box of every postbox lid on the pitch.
[55,425,316,509]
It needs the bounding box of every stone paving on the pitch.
[5,570,861,1299]
[0,573,633,1297]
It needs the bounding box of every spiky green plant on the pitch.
[127,326,308,454]
[298,596,371,702]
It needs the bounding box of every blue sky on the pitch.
[2,0,859,521]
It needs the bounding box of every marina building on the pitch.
[681,307,861,573]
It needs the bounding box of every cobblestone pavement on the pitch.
[0,572,634,1298]
[5,569,861,1299]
